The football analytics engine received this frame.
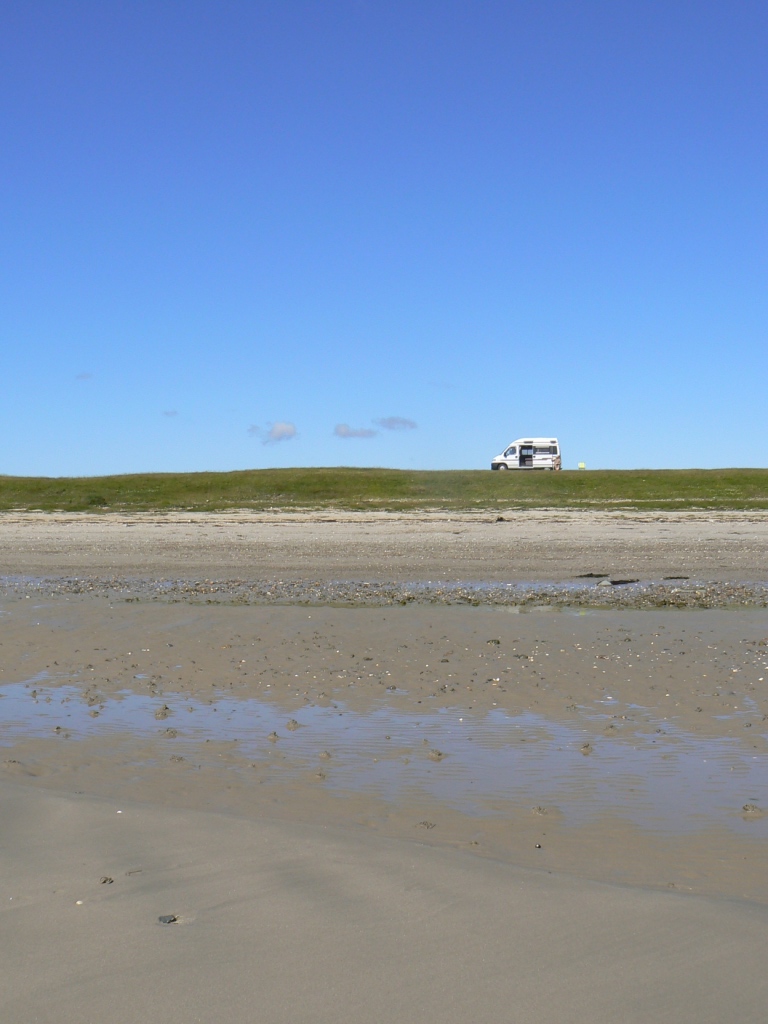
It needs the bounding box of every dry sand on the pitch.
[2,511,768,1021]
[1,507,768,581]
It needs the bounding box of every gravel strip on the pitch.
[3,574,768,609]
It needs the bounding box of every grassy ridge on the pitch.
[1,467,767,512]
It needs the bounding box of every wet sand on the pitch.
[2,512,768,1020]
[2,596,768,900]
[3,782,768,1024]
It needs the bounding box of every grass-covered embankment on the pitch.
[1,467,767,512]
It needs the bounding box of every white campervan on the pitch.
[491,438,561,471]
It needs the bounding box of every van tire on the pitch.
[497,464,508,470]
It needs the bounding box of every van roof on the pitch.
[510,438,558,445]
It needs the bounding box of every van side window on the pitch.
[504,447,516,457]
[550,446,558,455]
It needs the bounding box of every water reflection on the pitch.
[1,679,765,837]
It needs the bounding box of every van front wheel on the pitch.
[497,464,508,470]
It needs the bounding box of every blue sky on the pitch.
[1,0,766,475]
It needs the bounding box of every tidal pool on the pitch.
[1,677,766,837]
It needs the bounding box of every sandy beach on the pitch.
[2,507,768,582]
[2,510,768,1021]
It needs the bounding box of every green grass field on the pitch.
[1,467,767,512]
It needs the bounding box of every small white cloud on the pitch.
[268,421,296,443]
[334,423,377,439]
[249,421,297,444]
[377,416,417,430]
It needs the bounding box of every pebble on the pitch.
[4,575,767,610]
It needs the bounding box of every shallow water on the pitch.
[2,677,766,837]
